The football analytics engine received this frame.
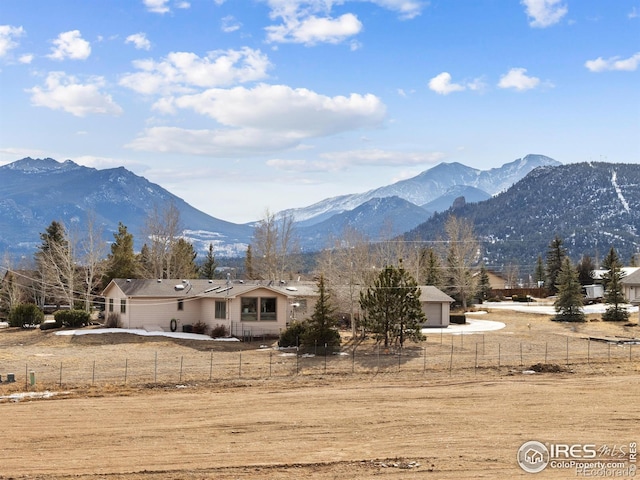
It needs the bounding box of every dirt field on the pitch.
[1,308,639,479]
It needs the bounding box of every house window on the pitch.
[241,297,277,321]
[109,298,114,312]
[120,299,126,314]
[178,299,184,311]
[241,297,257,321]
[260,297,277,321]
[215,300,226,320]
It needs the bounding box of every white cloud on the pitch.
[125,33,151,50]
[171,83,385,136]
[221,16,242,33]
[266,13,363,45]
[368,0,423,20]
[628,7,638,19]
[0,25,25,57]
[585,52,640,72]
[19,54,33,64]
[143,0,170,14]
[428,72,486,95]
[497,67,540,91]
[266,149,445,173]
[176,1,190,8]
[428,72,466,95]
[521,0,567,28]
[119,47,271,95]
[47,30,91,60]
[263,0,423,45]
[320,149,445,169]
[127,126,302,156]
[27,71,123,117]
[128,84,386,156]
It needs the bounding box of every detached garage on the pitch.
[419,286,455,328]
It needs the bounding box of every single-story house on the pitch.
[101,279,455,336]
[101,278,312,337]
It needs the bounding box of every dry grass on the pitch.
[0,307,639,479]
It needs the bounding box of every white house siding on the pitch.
[226,290,290,337]
[126,297,199,330]
[422,303,450,328]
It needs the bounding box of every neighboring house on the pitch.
[486,270,508,290]
[419,286,455,328]
[622,269,640,303]
[101,279,455,336]
[621,269,640,323]
[593,267,640,284]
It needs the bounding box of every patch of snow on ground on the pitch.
[483,301,638,315]
[0,391,70,402]
[422,319,506,336]
[55,328,239,341]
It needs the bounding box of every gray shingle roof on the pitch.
[105,279,453,303]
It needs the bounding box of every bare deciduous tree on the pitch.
[141,201,182,279]
[251,210,299,283]
[79,212,107,311]
[36,220,77,308]
[442,215,479,310]
[317,226,372,338]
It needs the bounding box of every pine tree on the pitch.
[477,264,492,302]
[577,255,595,286]
[105,222,137,281]
[553,257,585,322]
[171,238,198,279]
[360,264,425,347]
[244,244,255,280]
[546,235,566,295]
[199,243,218,279]
[301,275,340,352]
[534,255,545,287]
[601,247,629,322]
[424,247,442,287]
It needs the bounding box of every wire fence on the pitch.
[1,333,638,390]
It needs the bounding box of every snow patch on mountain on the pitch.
[611,170,630,213]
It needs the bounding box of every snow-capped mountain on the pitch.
[0,158,252,257]
[297,196,433,248]
[405,162,640,269]
[282,154,560,226]
[0,154,573,261]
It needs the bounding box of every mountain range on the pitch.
[0,157,252,257]
[8,154,624,268]
[405,161,640,269]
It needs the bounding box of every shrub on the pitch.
[40,318,62,330]
[512,295,534,303]
[9,303,44,328]
[105,312,122,328]
[210,324,228,338]
[192,320,207,335]
[54,309,90,328]
[278,321,306,348]
[602,308,630,322]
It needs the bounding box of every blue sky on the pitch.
[1,0,638,223]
